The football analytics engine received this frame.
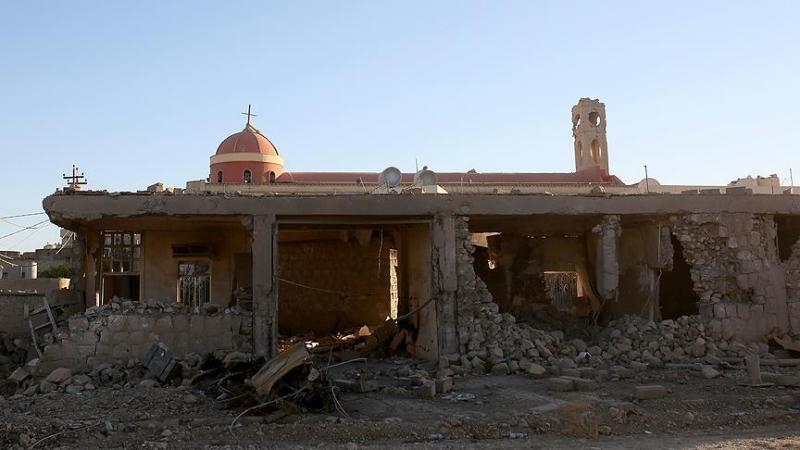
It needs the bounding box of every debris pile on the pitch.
[83,296,249,318]
[593,314,755,367]
[0,332,28,377]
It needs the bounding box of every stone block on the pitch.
[107,315,127,332]
[68,317,89,332]
[490,363,510,376]
[634,385,667,400]
[8,367,30,383]
[111,331,131,345]
[45,367,72,384]
[527,363,547,378]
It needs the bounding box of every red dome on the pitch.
[215,124,280,156]
[210,122,284,184]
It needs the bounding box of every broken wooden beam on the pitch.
[250,342,310,397]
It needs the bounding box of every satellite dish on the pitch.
[379,166,402,188]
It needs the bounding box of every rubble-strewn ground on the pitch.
[1,362,799,449]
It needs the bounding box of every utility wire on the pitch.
[0,212,46,220]
[0,219,51,242]
[0,218,26,229]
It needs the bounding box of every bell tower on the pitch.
[572,98,609,173]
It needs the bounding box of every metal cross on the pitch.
[241,104,257,126]
[62,164,87,190]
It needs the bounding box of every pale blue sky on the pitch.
[1,1,799,251]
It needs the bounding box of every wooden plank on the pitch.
[25,304,43,359]
[42,298,60,335]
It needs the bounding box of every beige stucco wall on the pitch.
[141,230,250,305]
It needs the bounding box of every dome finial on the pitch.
[241,104,257,127]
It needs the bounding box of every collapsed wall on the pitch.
[34,299,252,375]
[671,214,791,340]
[449,217,563,374]
[446,214,799,376]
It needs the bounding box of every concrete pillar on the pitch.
[250,214,278,359]
[593,215,621,300]
[432,214,459,357]
[84,230,102,308]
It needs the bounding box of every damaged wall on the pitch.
[672,213,790,340]
[451,216,561,374]
[782,237,800,332]
[0,289,83,339]
[35,302,252,375]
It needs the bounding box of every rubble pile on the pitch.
[83,296,249,318]
[592,314,746,367]
[447,217,564,376]
[4,361,153,399]
[0,332,28,378]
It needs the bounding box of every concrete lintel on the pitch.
[42,193,800,228]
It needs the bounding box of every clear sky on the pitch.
[1,1,799,251]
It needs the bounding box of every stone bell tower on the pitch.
[572,98,609,173]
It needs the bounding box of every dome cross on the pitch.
[241,104,257,126]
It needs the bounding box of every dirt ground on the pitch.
[2,360,799,450]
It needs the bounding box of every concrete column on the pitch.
[593,215,621,300]
[432,214,459,357]
[84,230,101,308]
[250,214,278,359]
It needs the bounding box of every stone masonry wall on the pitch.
[783,238,800,332]
[35,304,252,375]
[671,213,791,341]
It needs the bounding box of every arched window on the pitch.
[243,170,252,184]
[216,171,223,183]
[268,171,276,183]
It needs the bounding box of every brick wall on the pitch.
[278,235,391,336]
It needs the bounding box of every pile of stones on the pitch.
[84,296,248,318]
[6,363,137,398]
[591,314,765,367]
[0,332,28,377]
